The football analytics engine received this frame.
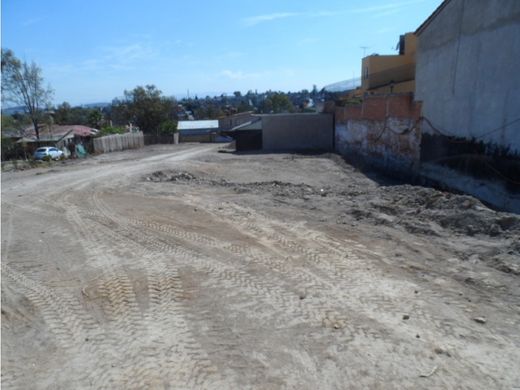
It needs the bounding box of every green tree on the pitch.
[109,98,131,126]
[237,101,253,113]
[261,92,294,114]
[54,102,72,124]
[119,85,175,133]
[1,49,54,140]
[88,109,103,128]
[158,119,178,135]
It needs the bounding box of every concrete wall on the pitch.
[335,94,422,173]
[261,113,333,151]
[415,0,520,153]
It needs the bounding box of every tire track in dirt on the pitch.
[180,197,497,345]
[1,264,93,350]
[63,191,231,389]
[91,192,401,349]
[61,195,179,388]
[54,187,479,386]
[90,191,353,347]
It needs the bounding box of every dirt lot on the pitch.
[2,144,520,389]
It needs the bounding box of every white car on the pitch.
[33,146,64,160]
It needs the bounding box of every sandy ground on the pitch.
[2,144,519,389]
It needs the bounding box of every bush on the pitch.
[97,126,125,137]
[159,120,178,135]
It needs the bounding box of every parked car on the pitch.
[33,146,64,160]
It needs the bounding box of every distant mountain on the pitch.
[1,106,26,115]
[79,102,111,109]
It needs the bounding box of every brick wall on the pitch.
[335,93,422,173]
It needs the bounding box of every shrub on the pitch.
[97,126,125,137]
[159,120,178,135]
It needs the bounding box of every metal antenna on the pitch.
[360,46,370,57]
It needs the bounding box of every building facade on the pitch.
[415,0,520,153]
[361,32,417,95]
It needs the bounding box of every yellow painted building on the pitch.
[361,32,417,94]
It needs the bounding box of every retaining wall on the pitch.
[335,94,422,173]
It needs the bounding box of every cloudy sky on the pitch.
[2,0,441,105]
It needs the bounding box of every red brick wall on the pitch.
[334,93,423,170]
[335,93,422,123]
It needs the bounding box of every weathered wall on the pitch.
[93,132,144,154]
[261,113,333,151]
[335,94,422,173]
[415,0,520,153]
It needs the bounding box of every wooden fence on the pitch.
[93,132,144,154]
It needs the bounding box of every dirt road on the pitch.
[2,144,519,389]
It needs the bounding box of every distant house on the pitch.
[226,119,263,151]
[22,124,99,149]
[218,111,255,131]
[226,113,333,152]
[177,120,219,142]
[361,32,417,95]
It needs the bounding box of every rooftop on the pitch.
[177,120,219,130]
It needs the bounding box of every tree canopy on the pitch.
[260,92,295,114]
[1,49,53,139]
[111,85,176,134]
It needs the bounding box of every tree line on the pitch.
[2,48,321,140]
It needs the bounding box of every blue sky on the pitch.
[2,0,441,105]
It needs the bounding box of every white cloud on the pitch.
[220,70,264,80]
[47,41,158,77]
[349,0,427,15]
[22,16,46,27]
[101,43,155,64]
[241,12,300,27]
[239,1,424,27]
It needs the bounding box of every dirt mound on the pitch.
[146,171,327,199]
[226,180,321,198]
[343,184,520,237]
[147,171,197,182]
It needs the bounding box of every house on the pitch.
[361,32,417,95]
[226,119,263,151]
[415,0,520,154]
[226,113,333,152]
[177,120,219,142]
[22,124,98,150]
[218,111,255,131]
